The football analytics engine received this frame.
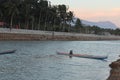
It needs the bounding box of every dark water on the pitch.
[0,41,120,80]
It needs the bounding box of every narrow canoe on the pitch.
[57,52,108,60]
[0,49,16,55]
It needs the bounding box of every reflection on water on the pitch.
[0,41,120,80]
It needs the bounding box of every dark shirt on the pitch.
[70,50,73,55]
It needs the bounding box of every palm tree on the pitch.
[22,0,30,29]
[75,18,82,33]
[4,0,20,30]
[58,4,68,31]
[36,1,42,30]
[0,6,3,20]
[36,0,49,30]
[0,0,7,21]
[50,6,59,31]
[21,0,37,29]
[67,11,74,32]
[0,0,75,31]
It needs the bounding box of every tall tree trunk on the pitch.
[10,13,14,30]
[52,18,55,39]
[44,13,48,31]
[69,21,71,32]
[31,16,34,30]
[38,12,41,30]
[18,21,21,29]
[25,17,29,29]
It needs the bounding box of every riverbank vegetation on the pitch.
[0,0,120,35]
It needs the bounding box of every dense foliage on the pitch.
[0,0,120,35]
[0,0,74,31]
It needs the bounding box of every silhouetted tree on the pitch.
[75,18,82,32]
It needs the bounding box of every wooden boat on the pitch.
[0,49,16,55]
[57,52,108,60]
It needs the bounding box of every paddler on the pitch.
[69,50,73,58]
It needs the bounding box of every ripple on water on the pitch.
[0,41,119,80]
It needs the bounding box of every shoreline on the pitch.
[0,28,120,41]
[107,59,120,80]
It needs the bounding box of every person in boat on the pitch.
[70,50,73,55]
[69,50,73,58]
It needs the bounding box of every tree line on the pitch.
[0,0,120,35]
[0,0,74,31]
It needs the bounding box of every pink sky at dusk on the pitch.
[71,8,120,28]
[51,0,120,28]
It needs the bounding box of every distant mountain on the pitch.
[71,18,117,29]
[82,20,117,29]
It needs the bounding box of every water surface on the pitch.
[0,41,120,80]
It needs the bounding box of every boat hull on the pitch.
[0,49,16,55]
[57,52,108,60]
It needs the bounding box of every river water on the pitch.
[0,41,120,80]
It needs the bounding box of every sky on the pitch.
[50,0,120,28]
